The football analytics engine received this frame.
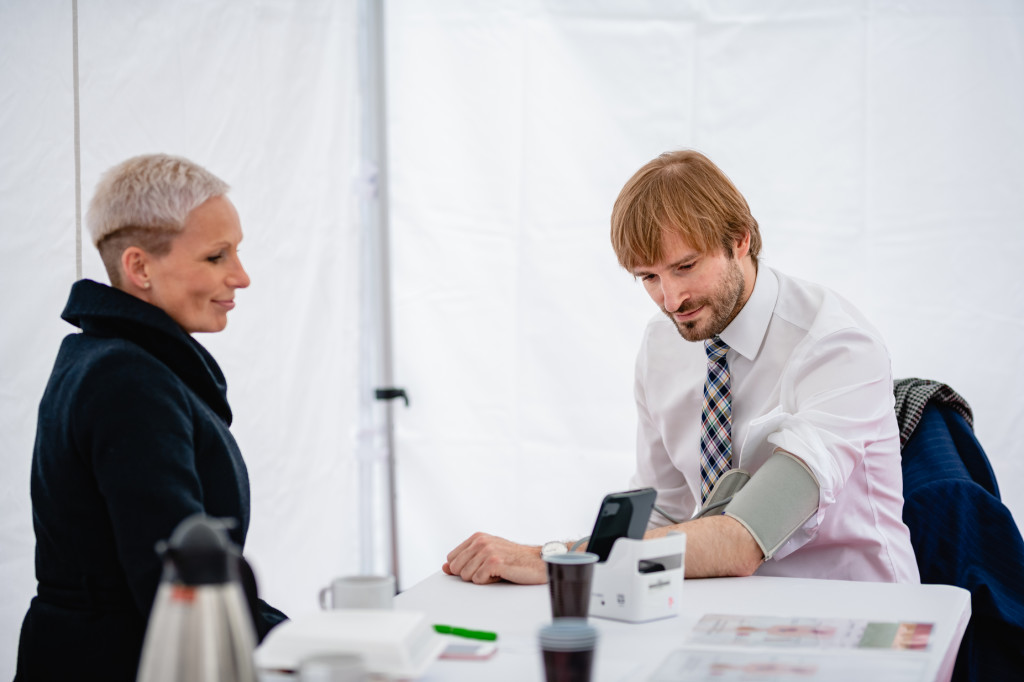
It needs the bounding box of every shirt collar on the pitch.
[718,265,778,362]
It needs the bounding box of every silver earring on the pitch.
[143,282,151,289]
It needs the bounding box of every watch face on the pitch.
[542,541,568,557]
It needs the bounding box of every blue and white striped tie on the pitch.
[699,337,732,505]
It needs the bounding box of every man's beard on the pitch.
[663,259,746,342]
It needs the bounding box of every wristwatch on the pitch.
[541,541,568,558]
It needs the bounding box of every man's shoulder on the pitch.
[770,269,884,345]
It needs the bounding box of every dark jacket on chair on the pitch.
[898,379,1024,682]
[15,279,285,681]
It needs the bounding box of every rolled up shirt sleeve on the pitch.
[764,327,897,560]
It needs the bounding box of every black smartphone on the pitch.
[586,487,657,562]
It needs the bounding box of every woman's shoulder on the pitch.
[53,332,188,402]
[49,308,231,424]
[36,333,195,457]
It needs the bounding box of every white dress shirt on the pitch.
[631,266,920,583]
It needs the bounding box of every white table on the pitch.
[395,572,971,682]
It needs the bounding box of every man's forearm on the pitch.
[645,514,763,578]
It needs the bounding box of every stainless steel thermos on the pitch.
[136,515,258,682]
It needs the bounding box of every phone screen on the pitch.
[586,488,656,562]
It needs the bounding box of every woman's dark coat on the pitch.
[16,279,285,681]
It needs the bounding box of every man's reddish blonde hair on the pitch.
[610,150,761,271]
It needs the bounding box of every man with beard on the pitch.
[443,150,920,584]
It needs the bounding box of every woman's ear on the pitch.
[120,247,152,292]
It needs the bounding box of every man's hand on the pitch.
[442,532,547,585]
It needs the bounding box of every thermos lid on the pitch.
[158,514,240,586]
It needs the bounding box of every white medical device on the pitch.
[590,533,685,623]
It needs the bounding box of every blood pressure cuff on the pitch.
[721,450,820,560]
[694,469,751,519]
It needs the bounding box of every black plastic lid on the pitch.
[158,514,240,586]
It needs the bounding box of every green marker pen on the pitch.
[433,624,498,641]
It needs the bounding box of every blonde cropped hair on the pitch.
[87,154,229,287]
[610,150,761,272]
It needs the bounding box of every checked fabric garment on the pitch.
[699,336,732,505]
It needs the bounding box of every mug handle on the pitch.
[318,586,332,610]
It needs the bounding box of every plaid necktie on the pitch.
[699,337,732,505]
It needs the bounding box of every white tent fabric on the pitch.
[2,0,1024,677]
[388,0,1024,586]
[0,0,366,673]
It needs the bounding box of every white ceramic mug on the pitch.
[318,575,395,610]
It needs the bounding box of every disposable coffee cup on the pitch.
[318,575,395,610]
[538,618,598,682]
[544,552,599,619]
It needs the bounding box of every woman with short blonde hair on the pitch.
[16,154,285,681]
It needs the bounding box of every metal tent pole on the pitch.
[356,0,403,587]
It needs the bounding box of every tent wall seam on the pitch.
[72,0,82,280]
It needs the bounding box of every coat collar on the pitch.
[62,279,233,423]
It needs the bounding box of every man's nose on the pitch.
[661,278,688,312]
